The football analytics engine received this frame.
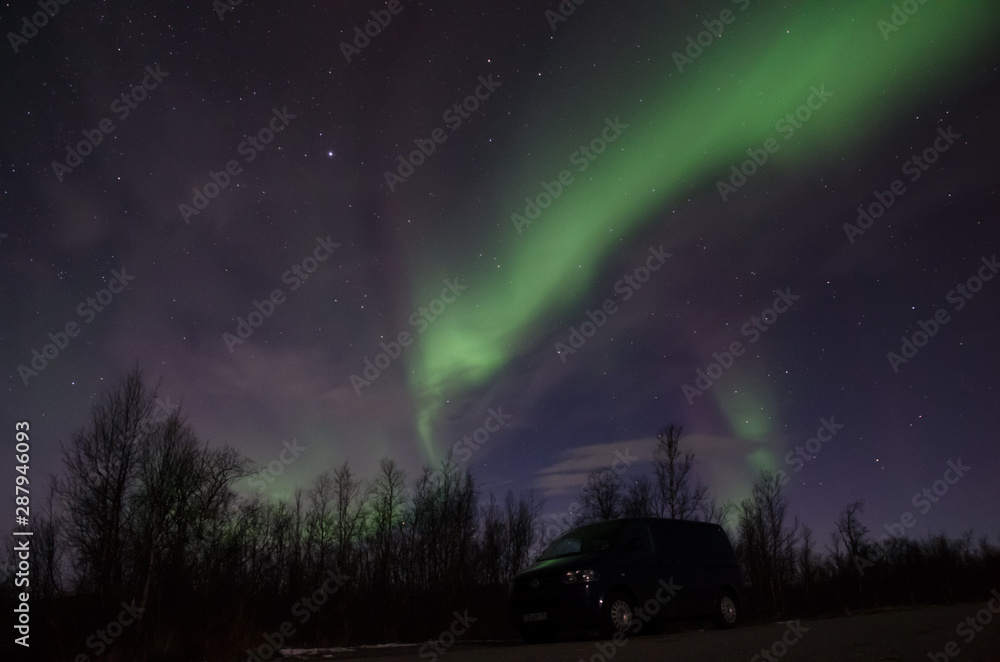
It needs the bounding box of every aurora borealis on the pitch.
[3,1,999,539]
[408,1,998,461]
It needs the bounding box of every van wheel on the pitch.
[716,590,739,628]
[603,592,636,636]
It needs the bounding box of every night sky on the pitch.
[3,1,999,543]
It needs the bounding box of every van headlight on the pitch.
[563,569,599,584]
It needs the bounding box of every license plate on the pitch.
[523,611,547,622]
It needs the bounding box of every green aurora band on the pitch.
[407,3,997,463]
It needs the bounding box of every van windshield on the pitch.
[539,520,624,560]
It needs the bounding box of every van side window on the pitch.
[651,522,700,563]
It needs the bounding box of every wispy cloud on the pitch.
[535,437,655,497]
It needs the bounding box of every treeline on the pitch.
[1,367,541,661]
[2,368,998,660]
[564,426,1000,620]
[734,483,1000,618]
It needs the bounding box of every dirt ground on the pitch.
[282,601,1000,661]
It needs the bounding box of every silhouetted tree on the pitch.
[128,407,248,618]
[703,496,735,528]
[735,470,798,615]
[32,479,65,601]
[834,499,870,593]
[477,494,506,586]
[59,365,155,603]
[366,457,406,592]
[576,468,624,523]
[305,472,336,582]
[653,424,708,519]
[405,457,477,591]
[622,475,657,517]
[798,524,817,600]
[503,488,542,578]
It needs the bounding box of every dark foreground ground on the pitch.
[280,601,1000,661]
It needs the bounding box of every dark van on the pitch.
[507,517,743,639]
